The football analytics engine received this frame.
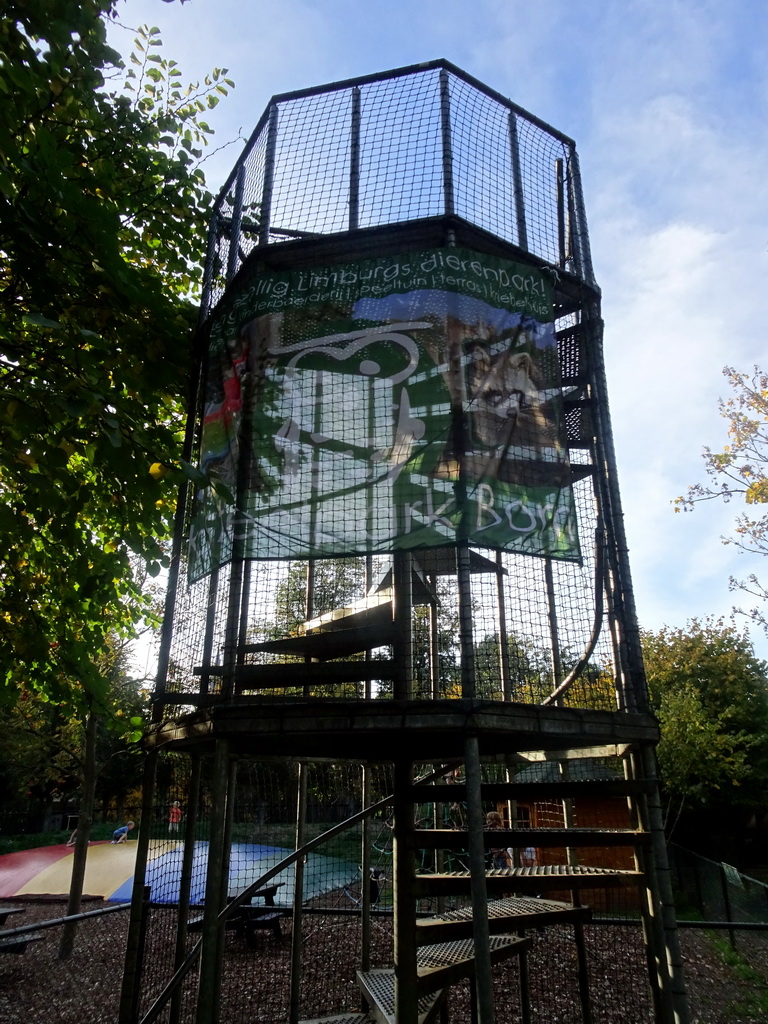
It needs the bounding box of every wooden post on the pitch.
[508,111,528,251]
[720,864,737,951]
[119,750,158,1024]
[170,754,202,1024]
[259,105,279,245]
[349,86,361,230]
[439,68,455,217]
[555,157,567,269]
[289,763,309,1024]
[361,764,373,972]
[636,746,689,1024]
[393,551,413,700]
[394,759,419,1024]
[465,735,494,1024]
[195,739,231,1024]
[544,559,563,701]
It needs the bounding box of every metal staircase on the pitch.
[284,732,663,1024]
[148,541,685,1023]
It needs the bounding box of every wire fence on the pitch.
[0,846,655,1024]
[155,58,642,725]
[7,802,768,1024]
[670,843,768,940]
[669,843,768,1024]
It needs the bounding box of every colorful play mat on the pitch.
[0,841,356,904]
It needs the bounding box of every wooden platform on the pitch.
[146,698,659,761]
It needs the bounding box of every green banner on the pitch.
[188,246,580,579]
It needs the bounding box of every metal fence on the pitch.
[669,843,768,1024]
[670,843,768,942]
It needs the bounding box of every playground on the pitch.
[2,778,768,1022]
[5,56,761,1024]
[0,885,765,1024]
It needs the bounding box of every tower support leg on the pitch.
[195,738,232,1024]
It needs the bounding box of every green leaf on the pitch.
[0,0,232,722]
[22,314,62,329]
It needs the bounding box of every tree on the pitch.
[1,0,234,934]
[0,638,146,817]
[0,2,233,704]
[270,558,367,637]
[641,619,768,829]
[676,366,768,631]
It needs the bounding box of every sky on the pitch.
[109,0,768,659]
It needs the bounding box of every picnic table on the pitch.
[188,884,288,944]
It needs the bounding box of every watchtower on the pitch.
[121,61,687,1024]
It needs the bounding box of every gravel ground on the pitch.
[0,901,765,1023]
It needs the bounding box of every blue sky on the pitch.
[111,0,768,655]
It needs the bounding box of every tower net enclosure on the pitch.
[131,61,688,1024]
[158,60,643,717]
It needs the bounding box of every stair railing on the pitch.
[137,761,461,1024]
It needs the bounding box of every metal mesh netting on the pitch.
[120,757,658,1024]
[206,62,591,310]
[133,62,672,1021]
[153,59,642,716]
[164,538,618,709]
[165,441,621,713]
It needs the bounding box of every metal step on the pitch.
[412,827,650,849]
[357,934,529,1016]
[414,896,591,946]
[413,864,643,898]
[356,971,444,1024]
[415,933,530,993]
[299,1015,372,1024]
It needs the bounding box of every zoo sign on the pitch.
[188,246,581,580]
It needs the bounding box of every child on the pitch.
[168,801,182,834]
[520,845,537,868]
[111,821,135,844]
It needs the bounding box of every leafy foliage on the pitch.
[0,1,233,707]
[676,366,768,630]
[0,638,147,814]
[642,619,768,821]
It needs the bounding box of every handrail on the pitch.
[0,901,129,941]
[138,760,461,1024]
[539,525,604,706]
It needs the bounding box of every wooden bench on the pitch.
[238,907,284,943]
[0,906,26,927]
[0,933,43,955]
